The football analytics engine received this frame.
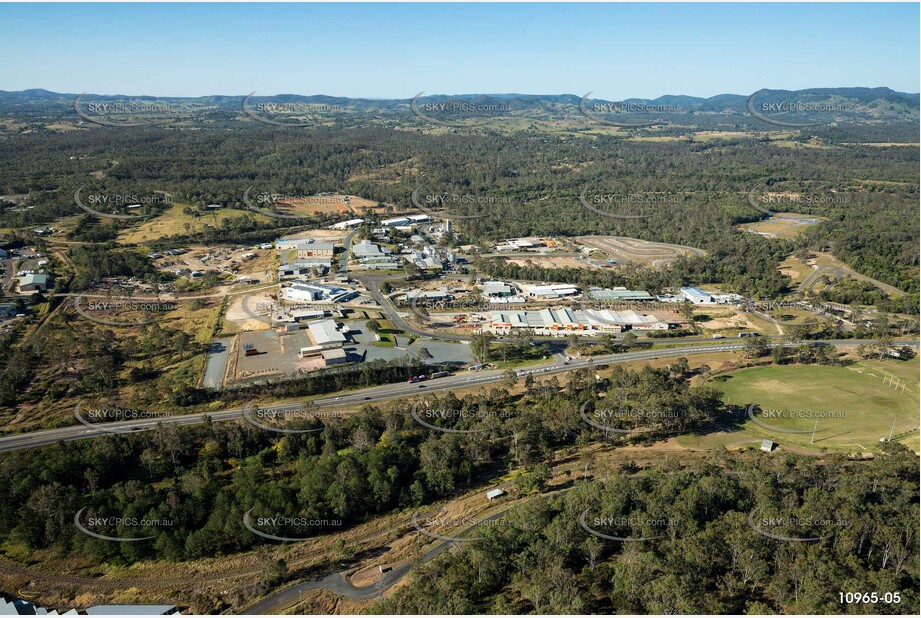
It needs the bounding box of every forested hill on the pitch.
[0,87,918,128]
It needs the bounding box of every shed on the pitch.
[486,488,506,500]
[760,439,777,452]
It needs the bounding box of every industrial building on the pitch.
[519,283,580,299]
[321,348,349,366]
[494,238,545,252]
[330,218,364,229]
[276,238,336,258]
[283,281,356,303]
[406,288,454,302]
[588,287,655,302]
[381,214,431,227]
[680,286,714,305]
[352,239,387,258]
[486,307,668,336]
[479,281,516,297]
[278,258,333,277]
[307,318,348,345]
[18,273,49,292]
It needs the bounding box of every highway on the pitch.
[1,339,913,455]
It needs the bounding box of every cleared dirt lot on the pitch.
[575,235,704,268]
[738,211,822,239]
[274,194,380,217]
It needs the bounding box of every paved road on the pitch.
[243,504,514,613]
[339,228,358,273]
[246,466,747,612]
[2,339,914,455]
[798,265,846,294]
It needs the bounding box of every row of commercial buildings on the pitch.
[485,307,669,335]
[277,238,336,277]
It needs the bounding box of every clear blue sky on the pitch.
[1,2,917,99]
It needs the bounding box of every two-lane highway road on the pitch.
[1,339,915,455]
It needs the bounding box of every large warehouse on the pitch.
[486,308,668,335]
[307,319,348,345]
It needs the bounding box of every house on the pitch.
[0,248,8,258]
[486,488,506,500]
[760,439,777,452]
[18,273,48,292]
[0,303,18,318]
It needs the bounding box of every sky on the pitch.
[0,2,918,99]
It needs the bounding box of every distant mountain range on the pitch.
[1,86,916,103]
[0,87,917,125]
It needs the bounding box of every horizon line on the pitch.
[3,86,919,101]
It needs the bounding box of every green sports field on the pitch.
[690,360,919,454]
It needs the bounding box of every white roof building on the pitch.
[487,307,668,335]
[680,286,714,304]
[307,319,347,345]
[352,240,386,258]
[521,283,580,299]
[284,282,347,302]
[330,218,364,229]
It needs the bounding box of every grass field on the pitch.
[118,202,274,244]
[738,212,822,239]
[697,360,919,453]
